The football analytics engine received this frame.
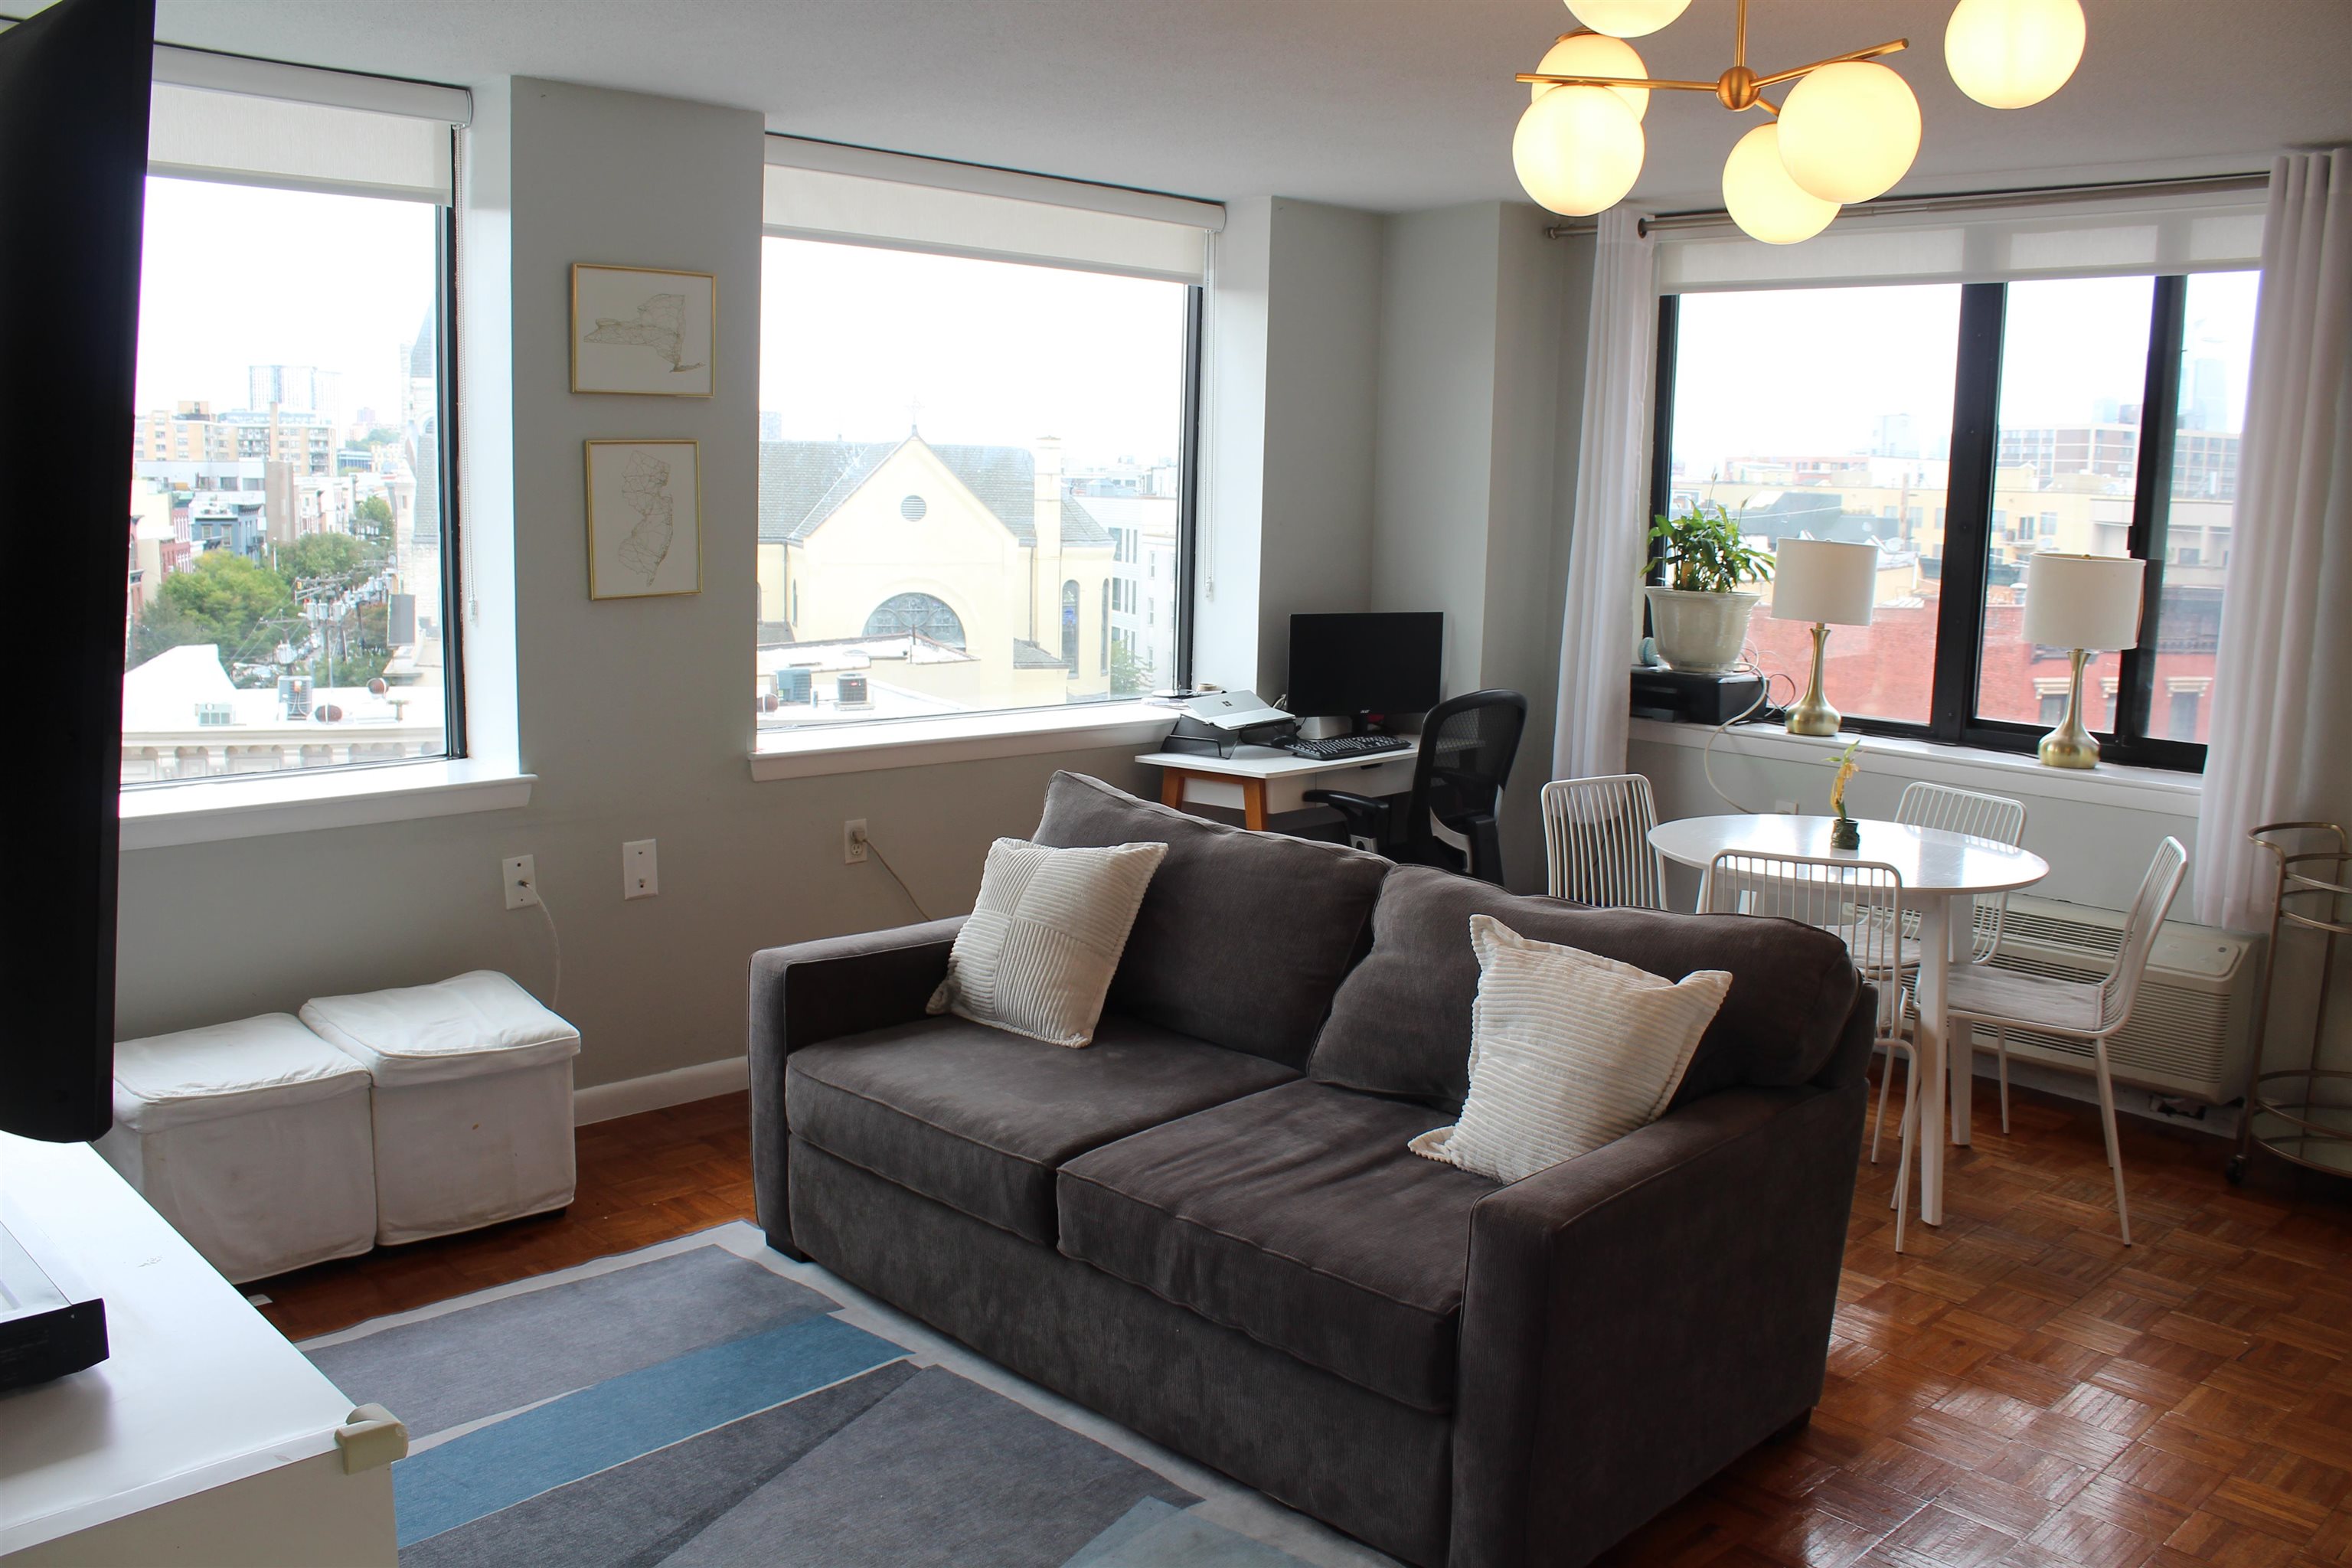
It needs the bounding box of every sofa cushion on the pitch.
[1310,866,1861,1112]
[1031,773,1390,1067]
[786,1014,1295,1245]
[1057,1080,1498,1413]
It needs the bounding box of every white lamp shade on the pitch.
[1771,539,1880,625]
[1777,61,1922,204]
[1722,124,1838,244]
[1563,0,1690,40]
[1530,31,1650,119]
[2024,551,2144,649]
[1945,0,2086,109]
[1512,85,1645,217]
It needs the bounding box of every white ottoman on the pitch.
[301,971,580,1245]
[95,1014,377,1284]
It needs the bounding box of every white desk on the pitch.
[1,1134,397,1566]
[1648,815,2048,1230]
[1136,742,1419,830]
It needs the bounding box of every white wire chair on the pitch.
[1908,836,2188,1246]
[1541,774,1668,910]
[1706,851,1921,1250]
[1883,782,2030,1140]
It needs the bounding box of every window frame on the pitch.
[1649,271,2219,774]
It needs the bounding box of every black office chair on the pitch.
[1305,688,1527,884]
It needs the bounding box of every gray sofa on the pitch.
[748,772,1873,1568]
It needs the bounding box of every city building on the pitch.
[754,433,1115,721]
[247,364,342,423]
[1080,493,1180,693]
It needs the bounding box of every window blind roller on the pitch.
[763,136,1223,285]
[145,44,469,204]
[1656,183,2266,293]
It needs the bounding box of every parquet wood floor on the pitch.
[252,1075,2352,1568]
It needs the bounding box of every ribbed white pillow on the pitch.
[927,837,1169,1048]
[1410,914,1731,1183]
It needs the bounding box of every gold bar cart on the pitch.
[2227,822,2352,1186]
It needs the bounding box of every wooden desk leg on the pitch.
[1241,779,1269,831]
[1161,770,1190,810]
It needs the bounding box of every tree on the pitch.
[352,495,394,537]
[1110,642,1155,697]
[282,531,385,584]
[131,552,299,670]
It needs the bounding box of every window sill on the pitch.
[119,758,536,851]
[749,703,1178,781]
[1627,717,2202,815]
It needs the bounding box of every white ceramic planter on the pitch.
[1645,587,1760,675]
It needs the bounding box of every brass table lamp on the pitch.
[1769,538,1880,737]
[2024,550,2145,769]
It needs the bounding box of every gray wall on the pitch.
[115,80,1156,1089]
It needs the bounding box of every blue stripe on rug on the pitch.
[394,1314,905,1547]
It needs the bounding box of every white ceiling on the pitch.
[146,0,2352,213]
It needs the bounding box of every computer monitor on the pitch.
[1287,612,1444,724]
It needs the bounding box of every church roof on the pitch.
[758,435,1111,549]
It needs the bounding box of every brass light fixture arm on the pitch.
[1753,39,1910,90]
[1515,73,1722,93]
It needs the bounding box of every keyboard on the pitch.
[1281,733,1412,762]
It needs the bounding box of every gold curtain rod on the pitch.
[1543,170,2270,240]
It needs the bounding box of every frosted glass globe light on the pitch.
[1563,0,1691,40]
[1777,60,1922,204]
[1723,124,1838,244]
[1530,31,1650,120]
[1512,85,1645,217]
[1945,0,2086,109]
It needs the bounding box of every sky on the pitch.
[134,176,439,423]
[1670,270,2259,477]
[759,238,1187,469]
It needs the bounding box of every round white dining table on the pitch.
[1648,814,2050,1229]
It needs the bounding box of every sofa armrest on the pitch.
[747,917,965,1256]
[1449,1025,1869,1568]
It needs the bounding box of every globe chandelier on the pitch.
[1513,0,2088,243]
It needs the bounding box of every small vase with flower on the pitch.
[1828,740,1862,851]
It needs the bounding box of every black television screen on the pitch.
[1286,612,1445,720]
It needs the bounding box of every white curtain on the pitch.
[2194,149,2352,930]
[1552,208,1658,780]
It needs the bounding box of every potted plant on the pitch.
[1828,738,1862,850]
[1644,503,1772,674]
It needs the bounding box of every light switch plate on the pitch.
[623,839,658,899]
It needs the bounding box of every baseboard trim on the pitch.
[573,1056,749,1125]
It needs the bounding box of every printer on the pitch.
[1158,690,1296,757]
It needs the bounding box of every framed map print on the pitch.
[571,263,716,397]
[584,439,701,599]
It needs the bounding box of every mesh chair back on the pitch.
[1541,773,1668,909]
[1403,690,1527,881]
[1708,850,1905,1035]
[1896,782,2029,961]
[2099,836,2188,1032]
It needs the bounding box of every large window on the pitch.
[755,237,1194,730]
[1658,266,2256,770]
[123,175,455,786]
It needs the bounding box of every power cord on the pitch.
[534,895,564,1010]
[1699,645,1798,815]
[864,833,933,922]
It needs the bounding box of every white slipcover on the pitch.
[96,1013,376,1284]
[302,971,580,1245]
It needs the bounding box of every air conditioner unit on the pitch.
[1967,895,2262,1104]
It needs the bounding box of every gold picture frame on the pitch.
[584,439,702,599]
[570,263,717,397]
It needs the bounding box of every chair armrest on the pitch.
[747,917,965,1256]
[1302,789,1393,846]
[1449,1076,1867,1568]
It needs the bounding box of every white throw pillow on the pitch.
[1410,914,1730,1184]
[927,837,1169,1048]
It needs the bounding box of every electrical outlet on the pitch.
[844,819,869,865]
[1773,799,1801,815]
[502,854,539,910]
[623,839,658,899]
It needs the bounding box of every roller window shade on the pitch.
[1656,188,2266,293]
[143,46,469,205]
[763,138,1222,285]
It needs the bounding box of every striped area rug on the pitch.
[302,1223,1396,1568]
